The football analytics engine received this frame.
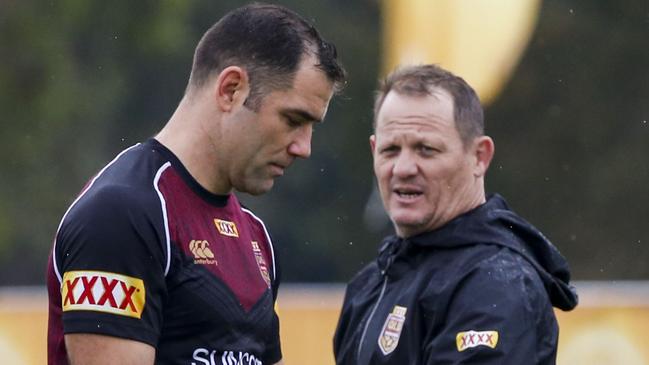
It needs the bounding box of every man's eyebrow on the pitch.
[282,108,323,124]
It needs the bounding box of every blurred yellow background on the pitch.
[382,0,541,105]
[2,282,648,364]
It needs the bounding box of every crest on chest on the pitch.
[251,241,271,288]
[378,305,408,355]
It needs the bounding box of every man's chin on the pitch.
[238,180,275,196]
[392,218,426,236]
[389,209,425,226]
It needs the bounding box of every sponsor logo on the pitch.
[62,271,145,318]
[192,348,262,365]
[456,330,499,352]
[378,305,407,355]
[251,241,271,288]
[189,240,217,265]
[214,219,239,237]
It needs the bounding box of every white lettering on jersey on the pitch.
[192,348,262,365]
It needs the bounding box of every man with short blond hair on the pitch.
[334,64,576,364]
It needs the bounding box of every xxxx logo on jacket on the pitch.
[456,330,499,352]
[378,305,408,355]
[62,271,145,318]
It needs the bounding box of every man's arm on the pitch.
[65,334,155,365]
[55,185,166,363]
[272,360,285,365]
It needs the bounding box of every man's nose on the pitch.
[288,124,312,158]
[392,151,417,177]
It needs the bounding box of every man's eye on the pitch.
[281,114,299,127]
[380,146,399,154]
[286,118,300,127]
[419,145,438,155]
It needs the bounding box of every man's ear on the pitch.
[473,136,495,178]
[214,66,250,112]
[369,134,377,154]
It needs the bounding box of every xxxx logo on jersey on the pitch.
[62,271,145,319]
[214,219,239,237]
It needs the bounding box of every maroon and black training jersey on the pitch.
[47,139,281,365]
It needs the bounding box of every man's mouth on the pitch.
[269,163,286,176]
[394,187,423,200]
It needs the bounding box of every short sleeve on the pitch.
[55,184,168,346]
[423,251,555,364]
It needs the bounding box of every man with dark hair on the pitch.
[334,64,576,364]
[47,3,345,364]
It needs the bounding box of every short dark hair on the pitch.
[373,64,484,146]
[188,3,346,110]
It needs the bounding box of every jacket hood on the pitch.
[380,194,578,311]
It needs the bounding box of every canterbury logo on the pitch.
[214,219,239,237]
[62,271,145,318]
[189,240,217,265]
[456,330,499,352]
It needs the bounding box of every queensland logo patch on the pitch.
[62,271,145,318]
[378,305,408,355]
[456,330,499,352]
[189,240,217,265]
[251,241,271,287]
[214,219,239,237]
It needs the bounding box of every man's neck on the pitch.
[155,96,232,195]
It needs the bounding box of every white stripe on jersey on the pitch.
[241,208,277,281]
[153,162,172,276]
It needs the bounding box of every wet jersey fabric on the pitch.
[334,194,577,365]
[47,139,281,365]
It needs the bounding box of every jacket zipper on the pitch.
[356,276,387,363]
[356,253,395,363]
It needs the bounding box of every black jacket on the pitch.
[334,194,577,365]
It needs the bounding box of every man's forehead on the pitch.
[377,114,453,134]
[377,91,455,131]
[379,87,452,112]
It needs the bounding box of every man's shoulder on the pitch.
[73,182,154,215]
[469,247,543,287]
[453,248,549,310]
[59,148,169,241]
[70,143,168,214]
[421,242,501,275]
[422,244,545,298]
